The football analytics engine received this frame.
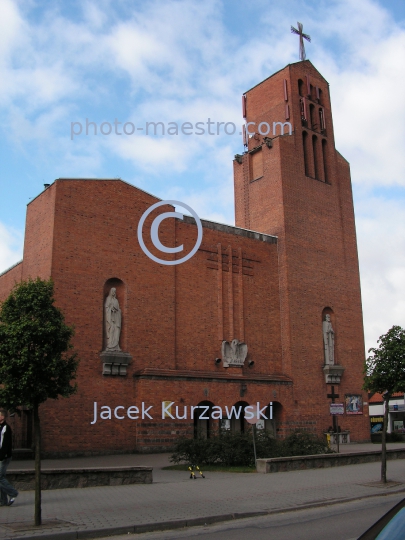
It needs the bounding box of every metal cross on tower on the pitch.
[291,22,311,61]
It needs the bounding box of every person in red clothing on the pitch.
[0,409,18,506]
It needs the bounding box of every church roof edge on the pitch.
[244,60,329,95]
[182,215,277,244]
[0,259,23,278]
[27,178,162,207]
[24,179,277,244]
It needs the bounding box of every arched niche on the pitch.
[322,307,335,325]
[225,401,249,433]
[322,307,336,364]
[103,278,126,352]
[100,278,131,376]
[322,307,344,383]
[264,401,283,437]
[194,400,215,439]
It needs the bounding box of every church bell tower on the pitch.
[234,60,369,439]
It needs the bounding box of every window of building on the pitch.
[298,79,304,97]
[322,139,328,182]
[194,401,215,439]
[302,131,309,177]
[310,104,317,130]
[319,108,326,132]
[300,97,307,124]
[313,135,320,180]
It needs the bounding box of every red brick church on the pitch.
[0,60,370,456]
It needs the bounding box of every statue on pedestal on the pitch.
[323,314,335,365]
[104,287,121,352]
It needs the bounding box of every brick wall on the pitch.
[0,261,22,302]
[20,179,289,455]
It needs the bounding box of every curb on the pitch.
[4,488,405,540]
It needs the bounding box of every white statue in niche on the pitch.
[323,314,335,365]
[105,287,122,351]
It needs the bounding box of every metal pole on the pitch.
[336,415,340,454]
[252,424,257,465]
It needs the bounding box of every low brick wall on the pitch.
[256,449,405,473]
[8,466,153,490]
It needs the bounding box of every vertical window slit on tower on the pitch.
[319,107,326,131]
[302,131,309,177]
[322,139,328,182]
[310,104,316,130]
[313,135,320,180]
[298,79,304,97]
[285,104,290,120]
[283,79,288,101]
[300,98,307,122]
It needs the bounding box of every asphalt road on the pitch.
[97,493,405,540]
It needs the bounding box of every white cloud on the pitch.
[0,222,23,274]
[0,0,26,63]
[356,196,405,352]
[329,32,405,188]
[109,133,194,173]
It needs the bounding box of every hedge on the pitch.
[170,430,332,467]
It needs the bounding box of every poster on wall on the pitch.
[370,416,383,433]
[345,394,363,415]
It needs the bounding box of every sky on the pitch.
[0,0,404,354]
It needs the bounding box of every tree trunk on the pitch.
[381,393,390,484]
[34,403,41,526]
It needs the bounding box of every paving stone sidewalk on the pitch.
[0,443,404,540]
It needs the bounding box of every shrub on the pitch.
[170,429,331,467]
[279,431,332,456]
[389,431,403,442]
[170,436,213,465]
[255,430,280,459]
[216,431,253,466]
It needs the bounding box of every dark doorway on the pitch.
[194,401,214,439]
[228,401,249,433]
[264,401,282,437]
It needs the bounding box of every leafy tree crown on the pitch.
[363,325,405,396]
[0,278,79,410]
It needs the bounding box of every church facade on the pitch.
[0,60,370,456]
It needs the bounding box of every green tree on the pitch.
[363,325,405,483]
[0,278,78,525]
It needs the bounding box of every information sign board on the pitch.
[330,403,344,415]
